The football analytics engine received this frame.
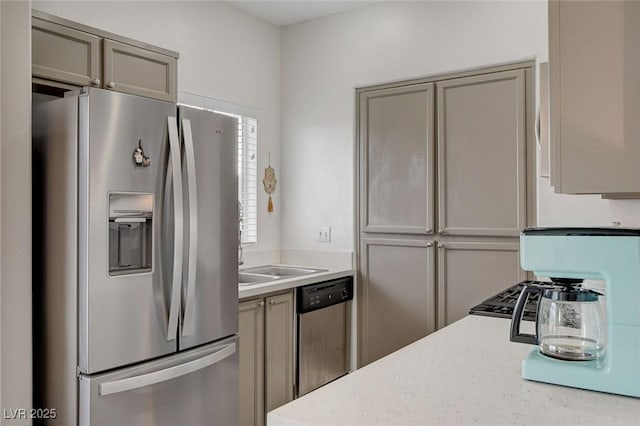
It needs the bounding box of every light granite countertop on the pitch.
[238,265,354,300]
[268,315,640,426]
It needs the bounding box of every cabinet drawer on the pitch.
[32,17,100,87]
[103,39,177,102]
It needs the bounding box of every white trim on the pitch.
[178,91,260,119]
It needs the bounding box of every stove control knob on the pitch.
[342,288,349,299]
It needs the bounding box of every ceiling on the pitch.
[223,1,376,26]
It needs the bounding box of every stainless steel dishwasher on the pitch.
[296,276,353,397]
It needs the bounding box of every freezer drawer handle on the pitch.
[98,343,236,397]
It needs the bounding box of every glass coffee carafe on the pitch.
[510,279,606,361]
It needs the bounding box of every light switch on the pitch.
[317,226,331,242]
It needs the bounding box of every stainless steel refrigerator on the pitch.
[32,88,239,425]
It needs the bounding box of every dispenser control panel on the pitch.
[297,276,353,313]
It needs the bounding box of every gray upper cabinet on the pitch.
[360,83,435,235]
[538,62,550,178]
[103,40,177,102]
[436,70,526,237]
[549,0,640,194]
[32,17,101,87]
[31,11,178,102]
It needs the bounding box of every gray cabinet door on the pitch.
[265,291,294,412]
[436,241,526,328]
[239,299,264,426]
[359,83,435,235]
[436,70,526,237]
[359,238,436,366]
[549,0,640,194]
[103,39,177,102]
[32,17,101,87]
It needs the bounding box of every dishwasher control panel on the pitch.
[297,276,353,314]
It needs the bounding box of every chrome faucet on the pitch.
[238,201,244,266]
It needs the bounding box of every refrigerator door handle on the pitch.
[181,118,198,337]
[166,116,184,341]
[98,343,236,396]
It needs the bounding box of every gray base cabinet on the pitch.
[239,291,294,426]
[549,0,640,194]
[239,299,264,426]
[32,11,178,102]
[357,62,535,367]
[264,292,295,412]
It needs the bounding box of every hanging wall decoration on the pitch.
[263,152,277,213]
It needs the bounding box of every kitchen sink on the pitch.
[238,265,328,286]
[238,272,277,286]
[242,265,327,277]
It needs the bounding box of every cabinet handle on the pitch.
[425,227,433,233]
[426,242,434,248]
[92,78,101,87]
[437,228,445,234]
[258,301,265,307]
[269,299,275,305]
[107,81,115,89]
[437,243,444,249]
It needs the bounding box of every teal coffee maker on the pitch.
[510,227,640,397]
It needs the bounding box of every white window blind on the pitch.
[177,92,258,245]
[237,117,258,245]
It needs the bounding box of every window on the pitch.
[177,92,258,245]
[237,117,258,245]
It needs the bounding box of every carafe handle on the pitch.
[510,285,540,345]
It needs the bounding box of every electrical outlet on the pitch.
[317,226,331,243]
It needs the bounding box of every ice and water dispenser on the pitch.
[108,193,153,275]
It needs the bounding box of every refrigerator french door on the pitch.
[32,88,238,426]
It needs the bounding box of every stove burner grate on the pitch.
[468,281,545,322]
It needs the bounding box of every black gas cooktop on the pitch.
[469,281,541,321]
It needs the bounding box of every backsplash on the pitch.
[280,249,353,270]
[240,248,280,268]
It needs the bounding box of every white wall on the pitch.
[280,0,548,251]
[280,0,640,253]
[1,0,32,422]
[33,0,282,255]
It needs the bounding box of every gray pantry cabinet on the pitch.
[239,291,295,426]
[361,82,435,235]
[32,11,178,102]
[359,238,436,364]
[357,63,535,367]
[436,70,527,238]
[435,241,526,329]
[548,0,640,195]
